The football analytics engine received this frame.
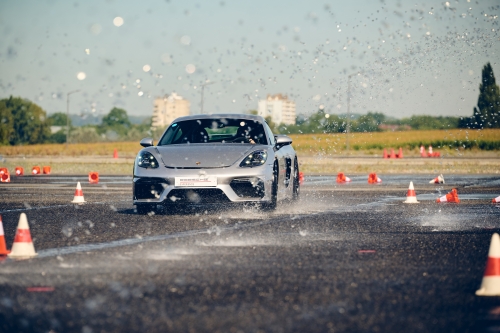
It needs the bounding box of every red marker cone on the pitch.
[493,196,500,204]
[89,172,99,184]
[0,215,10,256]
[404,181,419,204]
[436,188,460,203]
[15,167,24,176]
[398,147,403,159]
[42,166,51,175]
[429,174,445,184]
[476,233,500,296]
[113,149,118,159]
[32,166,41,175]
[420,145,427,157]
[0,168,7,175]
[336,172,351,183]
[0,172,10,183]
[383,149,388,159]
[368,173,382,184]
[8,213,37,259]
[71,182,86,204]
[299,172,304,185]
[390,148,396,159]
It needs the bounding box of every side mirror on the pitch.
[275,135,292,148]
[140,137,154,147]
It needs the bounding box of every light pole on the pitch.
[66,90,80,147]
[200,81,215,114]
[346,72,364,152]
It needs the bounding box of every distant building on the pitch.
[257,94,296,125]
[152,93,190,128]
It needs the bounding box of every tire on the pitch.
[136,204,156,215]
[261,161,278,211]
[292,157,300,201]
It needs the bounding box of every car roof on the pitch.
[172,113,266,123]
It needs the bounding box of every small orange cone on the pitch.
[71,182,86,204]
[0,215,10,256]
[89,172,99,184]
[429,174,445,184]
[336,172,351,183]
[404,181,419,204]
[390,148,396,159]
[368,173,382,184]
[476,233,500,296]
[8,213,37,259]
[113,149,118,159]
[42,166,51,175]
[492,196,500,204]
[420,145,427,157]
[397,147,403,159]
[32,166,41,175]
[0,172,10,183]
[436,188,460,203]
[299,172,305,185]
[15,167,24,176]
[383,149,388,159]
[0,168,7,175]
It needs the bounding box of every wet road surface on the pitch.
[1,174,500,333]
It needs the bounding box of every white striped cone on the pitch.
[71,182,86,204]
[8,213,37,259]
[404,181,419,204]
[476,233,500,296]
[0,173,10,183]
[492,196,500,204]
[436,194,448,203]
[429,174,445,184]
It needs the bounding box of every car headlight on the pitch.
[240,150,268,167]
[137,151,159,169]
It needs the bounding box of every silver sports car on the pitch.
[133,114,300,214]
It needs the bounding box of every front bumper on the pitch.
[133,166,273,205]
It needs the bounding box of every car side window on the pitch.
[264,122,275,146]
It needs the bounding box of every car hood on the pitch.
[155,144,260,168]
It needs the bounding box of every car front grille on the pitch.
[165,189,230,204]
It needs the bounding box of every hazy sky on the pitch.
[0,0,499,120]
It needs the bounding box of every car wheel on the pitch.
[136,204,156,215]
[292,157,300,201]
[261,161,278,211]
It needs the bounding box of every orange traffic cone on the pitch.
[8,213,37,259]
[336,172,351,183]
[0,168,7,175]
[299,172,305,185]
[32,166,41,175]
[0,215,10,256]
[404,181,419,204]
[42,166,51,175]
[0,172,10,183]
[89,172,99,184]
[383,149,388,159]
[390,148,396,159]
[476,233,500,296]
[436,188,460,203]
[368,173,382,184]
[429,174,445,184]
[113,149,118,159]
[398,147,403,159]
[420,145,427,157]
[492,196,500,204]
[71,182,86,204]
[15,167,24,176]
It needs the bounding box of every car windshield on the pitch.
[158,118,268,145]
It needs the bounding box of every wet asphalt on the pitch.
[0,174,500,333]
